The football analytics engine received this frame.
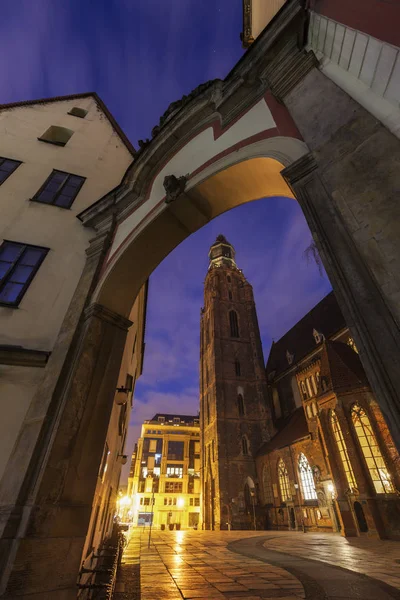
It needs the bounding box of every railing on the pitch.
[77,529,126,599]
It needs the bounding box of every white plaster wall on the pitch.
[251,0,287,40]
[0,96,133,350]
[0,365,44,480]
[308,12,400,138]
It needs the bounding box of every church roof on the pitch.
[319,340,368,393]
[257,407,309,456]
[266,291,346,378]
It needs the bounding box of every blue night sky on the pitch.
[1,1,332,479]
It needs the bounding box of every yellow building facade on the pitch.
[129,414,201,529]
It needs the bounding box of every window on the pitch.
[351,404,394,494]
[195,498,200,506]
[68,106,88,118]
[164,498,168,505]
[229,310,239,337]
[0,241,48,306]
[235,360,241,377]
[173,417,180,425]
[38,125,74,146]
[143,497,150,506]
[32,170,85,209]
[125,374,133,392]
[306,378,313,398]
[311,376,317,395]
[300,381,307,400]
[99,443,110,481]
[242,436,249,455]
[165,481,182,493]
[166,465,183,478]
[278,459,291,502]
[158,416,165,423]
[0,157,21,185]
[228,290,232,300]
[262,465,274,504]
[227,275,231,283]
[298,453,317,500]
[237,394,245,416]
[167,441,184,460]
[331,410,356,491]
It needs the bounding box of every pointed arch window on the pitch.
[298,453,317,500]
[229,310,239,338]
[237,394,245,416]
[262,465,274,505]
[242,436,249,455]
[351,404,394,494]
[330,410,356,491]
[278,458,291,502]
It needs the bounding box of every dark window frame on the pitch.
[229,310,240,338]
[0,240,49,308]
[237,393,245,416]
[0,157,22,186]
[31,169,86,210]
[235,360,241,377]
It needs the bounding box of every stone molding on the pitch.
[83,303,132,331]
[0,346,50,368]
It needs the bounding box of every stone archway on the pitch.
[1,1,400,597]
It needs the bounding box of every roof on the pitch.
[257,407,309,456]
[149,413,199,425]
[0,92,136,157]
[266,291,346,378]
[319,340,368,393]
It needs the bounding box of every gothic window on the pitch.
[298,453,317,500]
[242,436,249,455]
[306,405,313,419]
[235,360,241,377]
[351,404,394,494]
[262,465,274,504]
[229,310,239,337]
[237,394,245,416]
[306,378,313,398]
[330,410,357,491]
[278,459,291,502]
[311,376,317,395]
[312,402,318,416]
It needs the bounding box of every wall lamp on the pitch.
[118,454,128,465]
[115,386,129,405]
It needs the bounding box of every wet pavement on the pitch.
[114,530,400,600]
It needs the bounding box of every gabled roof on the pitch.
[257,407,309,456]
[266,291,346,379]
[0,92,136,157]
[319,340,369,394]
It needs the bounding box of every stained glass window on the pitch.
[298,453,317,500]
[351,404,394,494]
[278,458,291,502]
[331,410,356,491]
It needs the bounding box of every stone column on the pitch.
[282,154,400,455]
[1,302,131,599]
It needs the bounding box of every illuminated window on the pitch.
[311,376,317,395]
[298,453,317,500]
[351,404,394,494]
[237,394,245,416]
[262,465,274,504]
[331,410,356,491]
[278,458,291,502]
[229,310,239,337]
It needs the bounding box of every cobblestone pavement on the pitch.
[115,529,305,600]
[261,531,400,591]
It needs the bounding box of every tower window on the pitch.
[227,275,231,283]
[351,404,394,494]
[237,394,245,416]
[278,458,291,502]
[229,310,239,338]
[298,453,317,500]
[242,436,249,455]
[235,360,241,377]
[228,290,232,300]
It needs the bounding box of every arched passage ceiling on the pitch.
[95,156,296,316]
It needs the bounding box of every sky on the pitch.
[1,0,332,481]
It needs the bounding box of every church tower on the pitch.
[200,235,272,530]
